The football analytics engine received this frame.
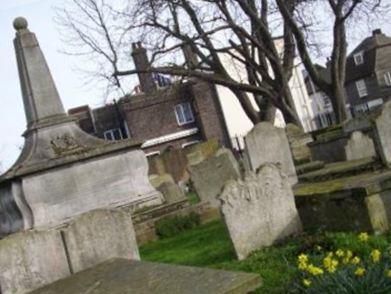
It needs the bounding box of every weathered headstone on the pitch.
[345,131,377,161]
[157,181,187,204]
[0,230,70,294]
[374,101,391,166]
[219,163,302,260]
[286,123,313,164]
[244,122,298,185]
[62,209,140,273]
[188,148,240,207]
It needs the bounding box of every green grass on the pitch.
[186,191,201,205]
[140,220,391,293]
[140,220,300,293]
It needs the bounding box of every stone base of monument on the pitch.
[30,258,261,294]
[295,170,391,234]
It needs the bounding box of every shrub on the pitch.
[290,232,391,293]
[155,212,201,238]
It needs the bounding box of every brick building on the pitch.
[68,43,231,156]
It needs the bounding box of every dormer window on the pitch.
[354,51,364,65]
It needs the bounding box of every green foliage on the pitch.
[291,232,391,293]
[142,221,391,293]
[186,191,200,205]
[155,212,201,238]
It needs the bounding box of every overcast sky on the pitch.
[0,0,106,171]
[1,1,391,172]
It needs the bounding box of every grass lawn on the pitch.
[140,220,391,293]
[140,220,300,293]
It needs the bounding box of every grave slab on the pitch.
[31,258,262,294]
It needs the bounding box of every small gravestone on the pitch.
[244,122,297,185]
[374,101,391,166]
[62,209,140,273]
[345,131,377,161]
[157,181,187,204]
[219,163,302,260]
[286,123,313,164]
[188,148,240,207]
[0,230,70,294]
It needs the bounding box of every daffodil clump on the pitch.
[292,232,391,293]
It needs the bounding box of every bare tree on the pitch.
[276,0,390,123]
[57,0,306,127]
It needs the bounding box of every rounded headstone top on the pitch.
[13,17,28,31]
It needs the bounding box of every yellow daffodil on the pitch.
[306,264,324,276]
[355,267,366,277]
[351,256,361,265]
[370,249,381,263]
[298,254,309,264]
[342,250,353,264]
[323,256,339,273]
[336,249,345,257]
[358,232,369,242]
[298,254,309,270]
[303,279,311,287]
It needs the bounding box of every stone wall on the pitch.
[219,164,302,260]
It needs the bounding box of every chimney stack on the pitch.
[182,43,198,69]
[131,42,156,94]
[373,29,383,36]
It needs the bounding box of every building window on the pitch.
[103,128,123,141]
[354,51,364,65]
[384,72,391,86]
[356,79,368,98]
[174,102,195,125]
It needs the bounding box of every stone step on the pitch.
[296,161,325,175]
[31,258,262,294]
[298,157,380,183]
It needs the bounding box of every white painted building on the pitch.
[215,38,316,149]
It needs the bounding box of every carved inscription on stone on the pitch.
[219,163,302,260]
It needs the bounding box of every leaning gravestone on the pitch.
[244,123,298,186]
[219,163,302,260]
[188,148,240,207]
[374,101,391,166]
[345,131,377,161]
[0,230,70,294]
[62,209,140,273]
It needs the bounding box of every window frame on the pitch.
[354,51,364,66]
[355,79,368,98]
[174,102,195,126]
[103,128,123,141]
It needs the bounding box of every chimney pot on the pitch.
[373,29,382,36]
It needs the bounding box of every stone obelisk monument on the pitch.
[0,18,163,237]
